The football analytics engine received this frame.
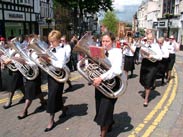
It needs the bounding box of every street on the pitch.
[0,51,182,137]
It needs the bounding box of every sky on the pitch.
[112,0,144,22]
[113,0,143,11]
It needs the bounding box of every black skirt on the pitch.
[156,58,169,79]
[124,55,135,71]
[140,59,159,88]
[94,88,117,127]
[24,70,42,101]
[167,53,175,70]
[46,75,64,114]
[8,70,25,93]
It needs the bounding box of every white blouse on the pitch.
[141,42,163,61]
[100,48,123,81]
[50,44,67,69]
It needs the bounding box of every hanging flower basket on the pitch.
[45,18,53,23]
[164,13,174,19]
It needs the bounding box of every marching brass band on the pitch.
[0,28,180,137]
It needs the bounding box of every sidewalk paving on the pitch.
[151,50,183,137]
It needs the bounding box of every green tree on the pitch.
[54,0,113,15]
[102,11,119,35]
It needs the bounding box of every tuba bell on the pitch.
[0,42,18,71]
[73,32,127,99]
[7,38,39,80]
[28,38,70,83]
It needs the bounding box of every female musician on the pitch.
[1,38,25,109]
[156,37,169,85]
[17,34,47,119]
[93,32,123,137]
[166,35,180,82]
[44,30,68,132]
[140,33,162,107]
[123,36,136,78]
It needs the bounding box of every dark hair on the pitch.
[102,31,115,41]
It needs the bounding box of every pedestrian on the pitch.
[60,35,72,89]
[93,32,123,137]
[44,30,68,132]
[70,34,78,71]
[139,33,162,107]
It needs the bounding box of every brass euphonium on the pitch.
[0,42,18,71]
[73,32,127,99]
[8,38,39,80]
[140,44,157,62]
[28,38,70,83]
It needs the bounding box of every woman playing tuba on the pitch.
[139,33,162,107]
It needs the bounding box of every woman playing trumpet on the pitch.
[122,35,136,78]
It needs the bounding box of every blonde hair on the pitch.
[157,37,164,44]
[48,30,61,41]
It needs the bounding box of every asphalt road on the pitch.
[0,51,182,137]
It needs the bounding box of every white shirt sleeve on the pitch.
[151,43,163,61]
[100,48,123,81]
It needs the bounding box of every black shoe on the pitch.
[44,122,55,132]
[3,102,12,109]
[143,103,148,107]
[17,111,28,120]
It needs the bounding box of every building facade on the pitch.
[136,0,183,43]
[0,0,54,39]
[0,0,40,39]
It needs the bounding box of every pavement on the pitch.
[0,50,183,137]
[151,50,183,137]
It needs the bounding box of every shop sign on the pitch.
[153,22,158,26]
[5,11,25,21]
[159,21,165,26]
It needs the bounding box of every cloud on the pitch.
[113,0,142,11]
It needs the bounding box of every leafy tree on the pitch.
[54,0,113,15]
[102,11,119,35]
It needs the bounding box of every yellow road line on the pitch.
[142,69,178,137]
[129,68,176,137]
[0,74,82,104]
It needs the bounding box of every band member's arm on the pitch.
[100,49,122,80]
[149,44,163,60]
[93,49,123,86]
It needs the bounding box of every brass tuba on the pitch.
[7,38,39,80]
[140,45,157,62]
[73,32,127,99]
[0,43,18,71]
[28,38,70,83]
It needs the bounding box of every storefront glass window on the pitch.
[5,22,23,38]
